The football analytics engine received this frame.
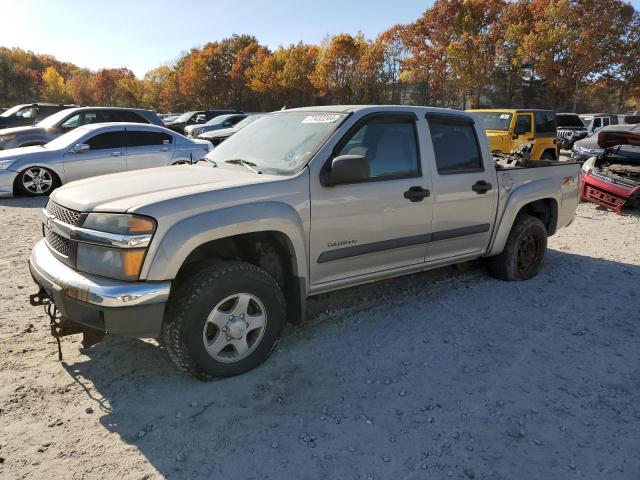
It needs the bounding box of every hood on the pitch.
[598,128,640,149]
[0,125,46,136]
[50,163,280,212]
[0,145,51,162]
[485,131,511,152]
[199,126,235,139]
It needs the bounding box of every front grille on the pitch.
[45,227,71,257]
[583,185,626,212]
[46,201,81,225]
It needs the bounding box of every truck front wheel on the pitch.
[489,214,547,281]
[162,261,286,379]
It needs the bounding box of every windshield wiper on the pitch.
[198,157,217,167]
[225,158,261,174]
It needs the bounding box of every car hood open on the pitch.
[597,127,640,149]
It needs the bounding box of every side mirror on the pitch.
[73,143,90,153]
[323,155,370,186]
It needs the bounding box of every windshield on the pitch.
[557,114,585,127]
[474,112,512,131]
[203,111,346,174]
[174,111,198,123]
[234,115,262,130]
[44,126,91,149]
[0,104,27,118]
[37,109,76,128]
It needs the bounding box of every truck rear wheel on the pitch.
[162,261,286,379]
[489,214,547,281]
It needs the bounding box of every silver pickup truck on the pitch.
[28,106,580,379]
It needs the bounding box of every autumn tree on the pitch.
[41,66,69,102]
[313,34,362,103]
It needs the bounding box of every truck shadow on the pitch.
[62,249,640,479]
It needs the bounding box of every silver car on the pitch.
[0,123,212,197]
[0,107,163,150]
[183,113,248,138]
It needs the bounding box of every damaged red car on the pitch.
[580,124,640,213]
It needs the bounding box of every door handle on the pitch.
[472,180,492,194]
[160,146,169,152]
[526,137,534,141]
[111,151,122,157]
[404,186,430,202]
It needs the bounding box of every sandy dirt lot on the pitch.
[0,198,639,480]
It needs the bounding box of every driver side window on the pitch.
[85,131,126,151]
[515,114,532,134]
[336,117,420,180]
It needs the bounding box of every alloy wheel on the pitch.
[202,293,267,363]
[22,167,53,194]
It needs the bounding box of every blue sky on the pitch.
[2,0,640,78]
[1,0,430,77]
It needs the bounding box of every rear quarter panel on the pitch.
[488,163,580,256]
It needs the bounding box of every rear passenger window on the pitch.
[337,117,420,179]
[427,116,483,174]
[127,131,173,147]
[120,111,148,123]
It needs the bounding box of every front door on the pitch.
[309,113,433,286]
[62,128,126,182]
[424,113,498,261]
[125,129,175,171]
[512,113,534,151]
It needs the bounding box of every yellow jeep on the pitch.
[466,109,559,160]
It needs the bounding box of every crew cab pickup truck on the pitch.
[29,106,580,379]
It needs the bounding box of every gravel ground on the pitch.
[0,198,639,480]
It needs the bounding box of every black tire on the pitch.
[162,261,286,380]
[540,151,555,161]
[16,166,59,197]
[489,214,547,281]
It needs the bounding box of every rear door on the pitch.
[424,113,498,261]
[125,128,175,171]
[62,128,126,181]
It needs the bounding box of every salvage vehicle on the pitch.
[0,123,212,197]
[197,114,263,146]
[164,109,242,135]
[0,103,77,129]
[28,106,580,379]
[556,113,588,150]
[467,109,559,160]
[0,107,163,150]
[184,113,248,138]
[580,124,640,213]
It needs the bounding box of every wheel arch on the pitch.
[143,202,308,323]
[12,163,63,195]
[487,178,560,257]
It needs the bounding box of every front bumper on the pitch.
[29,239,171,337]
[0,170,17,197]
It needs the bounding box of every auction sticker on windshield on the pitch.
[500,114,510,119]
[302,114,342,124]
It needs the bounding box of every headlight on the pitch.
[0,159,16,170]
[0,134,17,142]
[77,213,156,280]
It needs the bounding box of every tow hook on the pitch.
[29,288,47,307]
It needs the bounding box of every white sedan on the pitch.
[0,123,213,196]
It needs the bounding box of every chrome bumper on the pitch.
[29,239,170,337]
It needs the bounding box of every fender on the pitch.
[142,201,308,285]
[487,177,560,257]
